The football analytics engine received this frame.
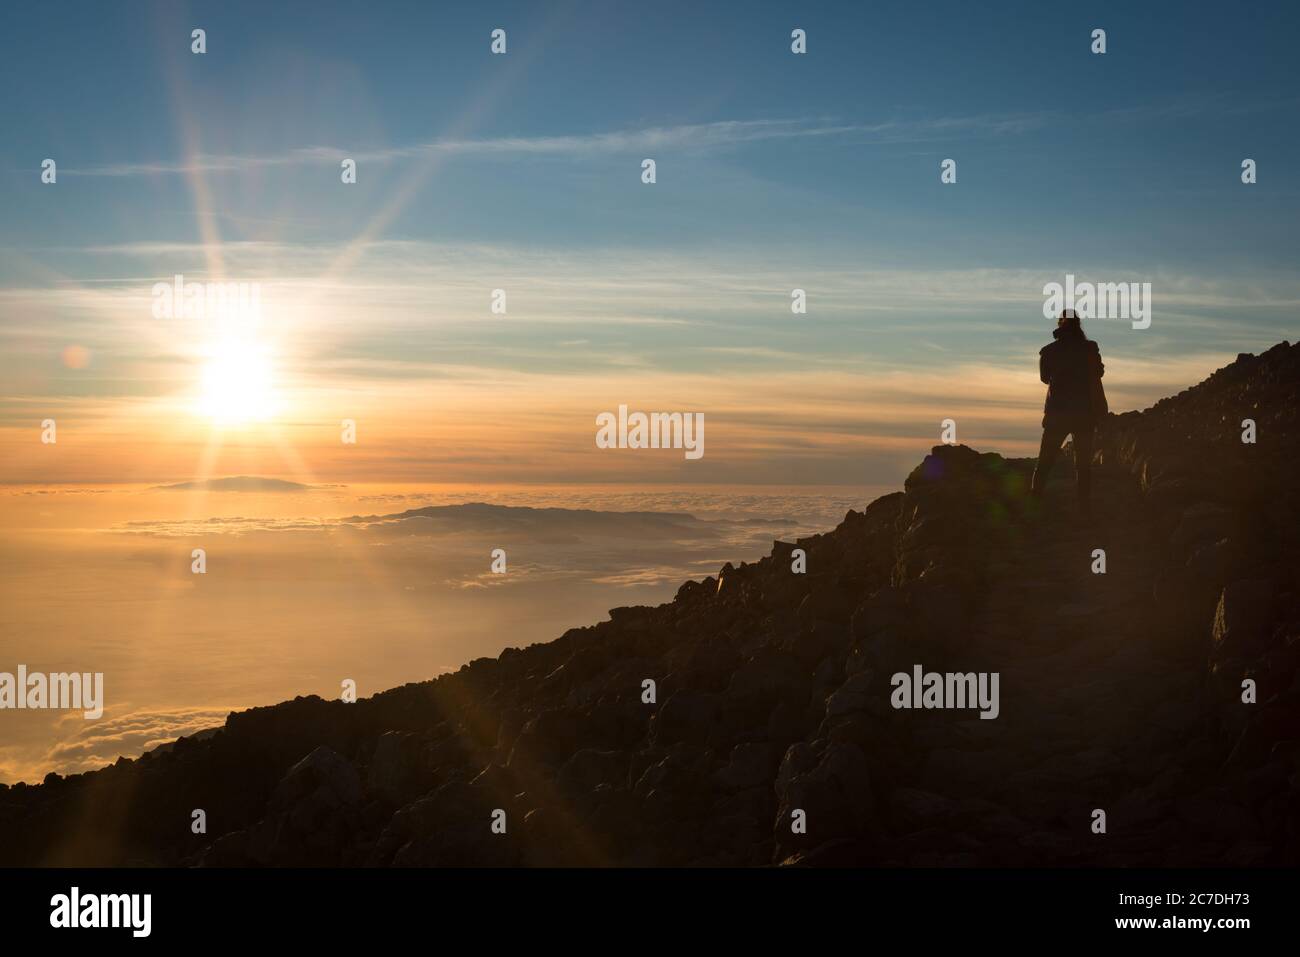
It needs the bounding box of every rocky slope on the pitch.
[3,342,1298,867]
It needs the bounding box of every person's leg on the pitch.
[1071,420,1095,510]
[1030,422,1067,496]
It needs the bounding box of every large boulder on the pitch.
[271,746,362,811]
[773,742,875,861]
[507,708,592,774]
[1213,580,1275,656]
[713,743,776,792]
[378,779,518,867]
[232,746,365,866]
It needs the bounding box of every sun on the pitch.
[198,339,278,425]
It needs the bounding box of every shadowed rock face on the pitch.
[3,342,1298,868]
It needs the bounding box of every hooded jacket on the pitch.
[1040,327,1104,420]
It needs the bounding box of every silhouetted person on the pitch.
[1030,309,1105,515]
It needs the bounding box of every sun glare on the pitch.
[198,339,278,425]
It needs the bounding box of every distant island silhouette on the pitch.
[151,476,321,492]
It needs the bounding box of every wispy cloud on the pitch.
[42,93,1300,180]
[59,114,1049,178]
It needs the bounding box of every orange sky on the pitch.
[0,341,1249,488]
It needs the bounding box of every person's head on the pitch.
[1054,309,1083,339]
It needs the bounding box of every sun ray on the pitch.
[299,15,561,313]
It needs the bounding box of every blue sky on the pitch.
[1,0,1298,484]
[4,0,1297,263]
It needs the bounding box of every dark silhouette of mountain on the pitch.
[152,476,318,492]
[343,502,735,541]
[3,342,1297,867]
